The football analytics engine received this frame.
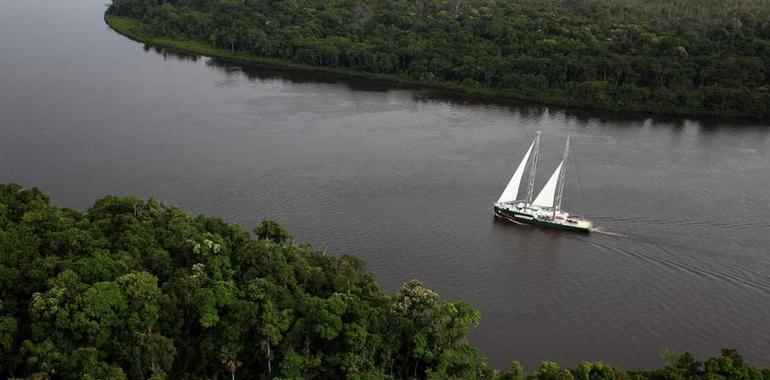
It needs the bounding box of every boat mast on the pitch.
[526,131,541,205]
[555,136,570,212]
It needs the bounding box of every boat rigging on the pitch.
[493,132,593,233]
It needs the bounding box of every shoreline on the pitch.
[105,15,766,122]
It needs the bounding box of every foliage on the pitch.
[0,184,484,379]
[105,0,770,117]
[1,183,768,379]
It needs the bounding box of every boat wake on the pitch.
[591,215,770,232]
[580,228,770,295]
[591,228,630,238]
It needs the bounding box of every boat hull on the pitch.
[494,205,592,233]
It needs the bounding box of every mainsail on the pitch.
[497,139,535,203]
[532,161,563,208]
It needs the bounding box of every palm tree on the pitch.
[220,349,242,380]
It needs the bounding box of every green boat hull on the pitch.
[494,206,592,233]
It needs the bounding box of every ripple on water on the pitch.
[1,0,770,370]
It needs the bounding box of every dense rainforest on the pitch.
[0,183,769,379]
[104,0,770,117]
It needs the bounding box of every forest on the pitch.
[1,183,770,379]
[104,0,770,117]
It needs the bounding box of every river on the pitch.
[2,0,769,370]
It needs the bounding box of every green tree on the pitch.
[254,220,292,243]
[106,0,770,117]
[3,184,770,379]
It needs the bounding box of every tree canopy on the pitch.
[106,0,770,117]
[1,183,769,379]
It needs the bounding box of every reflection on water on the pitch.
[182,44,770,129]
[2,0,770,371]
[144,44,200,62]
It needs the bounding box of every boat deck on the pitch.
[555,217,592,230]
[495,202,593,232]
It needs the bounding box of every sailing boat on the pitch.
[493,132,593,233]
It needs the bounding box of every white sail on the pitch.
[532,161,563,208]
[497,139,535,203]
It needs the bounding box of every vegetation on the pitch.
[104,0,770,118]
[1,183,769,379]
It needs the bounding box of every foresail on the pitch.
[497,140,535,203]
[532,161,563,208]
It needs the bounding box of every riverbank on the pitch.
[3,183,769,378]
[104,15,763,120]
[104,15,499,98]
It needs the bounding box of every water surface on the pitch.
[1,0,770,370]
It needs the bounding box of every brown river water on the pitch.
[1,0,769,370]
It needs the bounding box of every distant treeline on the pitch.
[2,183,770,379]
[104,0,770,117]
